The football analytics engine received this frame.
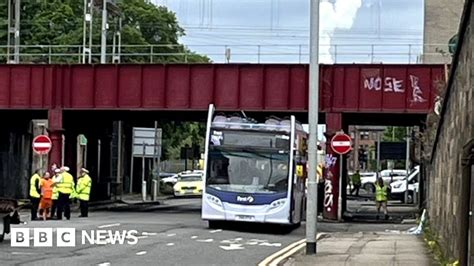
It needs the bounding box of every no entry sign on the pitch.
[330,133,352,155]
[32,135,52,155]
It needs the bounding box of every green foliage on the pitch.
[161,121,206,161]
[383,126,407,142]
[0,0,210,63]
[423,222,458,265]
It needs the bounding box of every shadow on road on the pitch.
[208,221,299,235]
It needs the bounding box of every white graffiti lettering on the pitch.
[410,75,427,103]
[364,76,405,93]
[324,178,334,211]
[324,154,337,168]
[384,77,404,92]
[364,77,382,91]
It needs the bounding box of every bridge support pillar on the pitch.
[323,113,343,221]
[48,109,63,169]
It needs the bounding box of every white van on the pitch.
[361,169,408,192]
[390,166,420,203]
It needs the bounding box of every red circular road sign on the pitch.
[32,135,52,155]
[330,133,352,155]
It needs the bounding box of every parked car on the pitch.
[390,166,420,203]
[361,169,408,192]
[173,174,204,197]
[162,170,204,186]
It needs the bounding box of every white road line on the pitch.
[141,232,157,236]
[12,252,37,255]
[137,236,149,239]
[166,233,176,237]
[209,229,222,233]
[97,262,111,266]
[98,223,120,229]
[191,236,198,239]
[166,243,175,246]
[136,251,147,256]
[196,239,213,242]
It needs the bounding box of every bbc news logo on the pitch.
[11,228,139,247]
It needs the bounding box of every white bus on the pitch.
[201,104,308,227]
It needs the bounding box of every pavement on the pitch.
[285,231,433,266]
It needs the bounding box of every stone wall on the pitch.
[423,0,465,63]
[428,1,473,261]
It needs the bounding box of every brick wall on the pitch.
[428,2,473,260]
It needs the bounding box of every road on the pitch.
[1,198,415,266]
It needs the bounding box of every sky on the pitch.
[154,0,424,63]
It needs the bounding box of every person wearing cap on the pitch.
[56,166,75,220]
[76,168,92,217]
[51,168,62,219]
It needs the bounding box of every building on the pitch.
[423,0,465,63]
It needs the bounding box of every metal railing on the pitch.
[0,43,453,64]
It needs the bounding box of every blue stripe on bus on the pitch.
[206,187,287,205]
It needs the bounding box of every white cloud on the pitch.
[319,0,362,63]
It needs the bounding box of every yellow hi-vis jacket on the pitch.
[375,183,389,202]
[76,174,92,201]
[56,171,75,195]
[29,173,41,198]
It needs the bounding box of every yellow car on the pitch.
[173,173,204,197]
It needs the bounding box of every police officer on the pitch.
[56,166,75,220]
[51,168,61,219]
[29,170,42,220]
[76,168,92,217]
[375,177,390,220]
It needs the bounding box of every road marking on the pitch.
[12,252,37,255]
[141,232,157,236]
[167,233,176,237]
[191,236,198,239]
[258,233,324,266]
[98,223,120,229]
[209,229,222,233]
[166,243,175,246]
[259,242,282,247]
[219,244,245,251]
[97,263,111,266]
[137,236,149,239]
[196,238,213,242]
[136,251,147,256]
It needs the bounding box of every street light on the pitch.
[306,0,320,255]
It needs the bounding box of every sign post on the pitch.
[330,132,352,221]
[33,135,52,172]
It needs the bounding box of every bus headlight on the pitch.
[269,199,286,210]
[206,195,223,208]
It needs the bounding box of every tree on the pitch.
[0,0,210,63]
[383,126,407,142]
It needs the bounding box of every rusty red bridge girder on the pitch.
[0,64,444,113]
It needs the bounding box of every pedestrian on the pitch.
[350,169,361,196]
[375,177,390,220]
[51,168,61,219]
[56,166,75,220]
[76,168,92,218]
[29,169,42,221]
[39,172,53,220]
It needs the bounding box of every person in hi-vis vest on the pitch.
[29,169,42,220]
[76,168,92,218]
[55,166,75,220]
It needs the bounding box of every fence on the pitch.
[0,43,453,64]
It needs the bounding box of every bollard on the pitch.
[142,181,147,202]
[152,180,158,201]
